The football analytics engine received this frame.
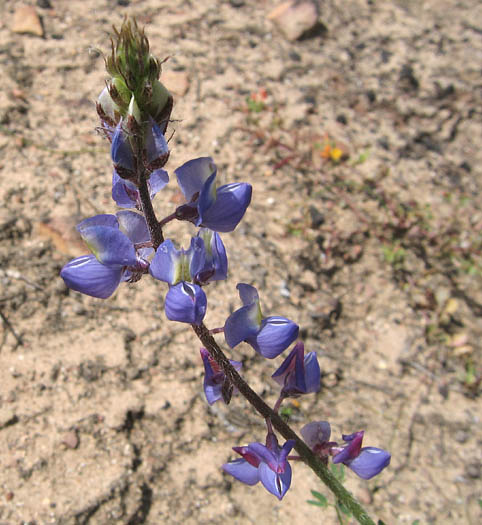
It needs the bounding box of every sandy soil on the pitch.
[0,1,481,524]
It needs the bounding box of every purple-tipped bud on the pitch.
[112,169,168,209]
[145,118,170,170]
[272,341,321,396]
[111,122,136,180]
[200,348,242,405]
[194,229,228,283]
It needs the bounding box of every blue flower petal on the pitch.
[272,341,306,392]
[223,458,260,486]
[117,210,150,244]
[77,214,119,232]
[255,316,299,359]
[112,170,137,208]
[300,421,331,449]
[237,283,259,306]
[304,352,321,393]
[345,447,391,480]
[201,348,242,405]
[248,443,277,470]
[175,157,216,202]
[111,122,135,171]
[79,226,138,267]
[224,302,261,349]
[149,169,169,194]
[333,431,364,464]
[198,182,252,233]
[187,236,207,282]
[258,462,292,500]
[197,172,217,219]
[60,255,123,298]
[145,119,169,164]
[164,282,207,324]
[149,240,180,284]
[194,230,228,283]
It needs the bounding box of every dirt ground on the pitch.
[0,1,481,524]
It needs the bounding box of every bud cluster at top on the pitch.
[97,18,172,133]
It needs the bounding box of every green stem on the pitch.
[192,323,376,525]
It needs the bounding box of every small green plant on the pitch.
[308,465,354,524]
[382,243,406,270]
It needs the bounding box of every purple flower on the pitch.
[272,341,321,396]
[224,284,299,358]
[332,431,391,480]
[111,118,170,180]
[112,168,169,209]
[144,117,170,170]
[223,432,295,500]
[300,421,336,463]
[195,228,228,282]
[164,282,207,325]
[149,237,212,324]
[60,211,151,298]
[200,348,242,405]
[175,157,252,232]
[111,122,135,176]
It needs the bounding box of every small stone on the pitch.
[12,6,44,37]
[454,430,469,444]
[309,205,325,228]
[268,1,319,41]
[161,71,190,97]
[37,0,52,8]
[465,461,480,479]
[62,431,79,449]
[399,64,419,92]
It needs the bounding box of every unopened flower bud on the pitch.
[146,79,171,123]
[111,77,132,108]
[128,95,142,125]
[96,86,121,127]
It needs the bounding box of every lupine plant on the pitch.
[60,19,390,524]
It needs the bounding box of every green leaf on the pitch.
[310,490,328,506]
[307,500,326,507]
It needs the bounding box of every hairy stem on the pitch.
[192,323,376,525]
[134,131,164,250]
[138,172,164,249]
